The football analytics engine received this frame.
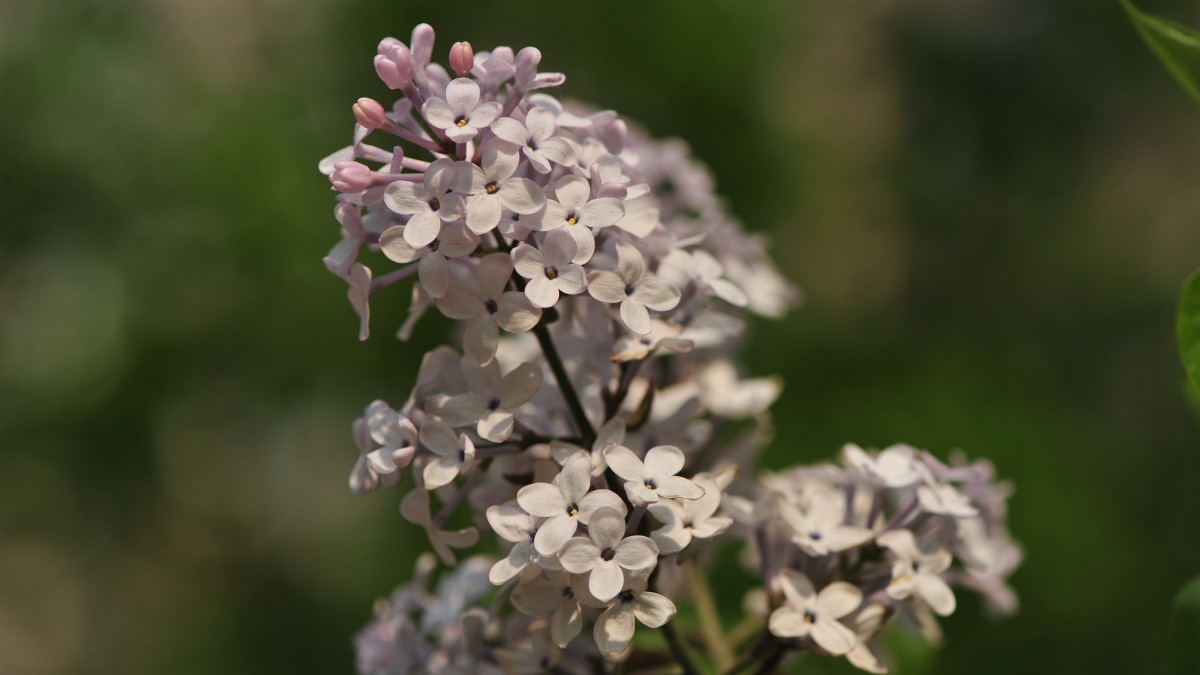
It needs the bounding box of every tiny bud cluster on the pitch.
[319,24,1020,674]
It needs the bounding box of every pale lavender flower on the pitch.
[464,141,546,235]
[516,452,626,555]
[768,570,862,656]
[558,506,658,601]
[426,357,543,443]
[648,474,732,554]
[511,229,587,308]
[422,78,501,143]
[587,241,680,335]
[383,158,470,248]
[485,504,541,585]
[419,419,475,489]
[604,444,704,505]
[534,174,624,265]
[491,107,576,173]
[585,572,676,656]
[435,253,541,365]
[379,222,479,298]
[510,569,583,648]
[877,529,957,617]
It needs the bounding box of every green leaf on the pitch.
[1163,576,1200,675]
[1180,269,1200,392]
[1121,0,1200,105]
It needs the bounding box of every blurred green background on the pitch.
[2,0,1199,673]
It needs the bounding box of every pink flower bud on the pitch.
[353,97,388,129]
[377,37,403,55]
[330,161,373,193]
[449,41,474,77]
[374,46,414,90]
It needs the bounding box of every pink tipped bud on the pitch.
[330,161,373,193]
[373,46,414,90]
[449,41,474,77]
[377,37,403,55]
[353,97,388,129]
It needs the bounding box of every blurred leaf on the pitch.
[1163,576,1200,675]
[1180,270,1200,392]
[1121,0,1200,105]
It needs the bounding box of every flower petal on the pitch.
[445,77,481,112]
[578,489,627,522]
[587,507,627,549]
[464,315,499,366]
[603,445,646,482]
[499,178,546,215]
[554,175,591,210]
[615,241,645,283]
[538,136,576,167]
[614,535,658,570]
[500,361,544,407]
[589,560,624,602]
[488,541,533,584]
[555,265,586,295]
[435,281,484,320]
[558,537,601,573]
[810,619,857,656]
[632,277,680,311]
[379,226,421,263]
[403,210,442,248]
[469,101,501,128]
[526,106,557,141]
[486,504,535,543]
[620,298,652,335]
[496,291,543,332]
[562,223,595,265]
[594,603,636,655]
[633,592,676,628]
[423,456,460,489]
[643,445,685,477]
[466,194,503,234]
[511,243,545,279]
[517,483,567,518]
[917,574,957,616]
[491,117,529,146]
[655,475,704,500]
[817,582,863,620]
[417,252,449,298]
[422,96,456,129]
[534,513,578,556]
[768,606,809,639]
[587,270,626,303]
[551,602,582,648]
[477,408,514,442]
[525,276,560,308]
[580,197,625,228]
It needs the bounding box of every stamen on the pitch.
[485,181,499,194]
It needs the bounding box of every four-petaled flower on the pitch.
[768,570,862,656]
[515,452,626,555]
[779,489,874,557]
[485,504,542,584]
[436,253,542,365]
[559,506,658,602]
[603,444,704,505]
[383,158,471,248]
[491,106,577,173]
[585,573,677,656]
[510,570,583,648]
[379,222,480,298]
[419,419,476,489]
[877,529,957,616]
[465,141,546,235]
[648,473,732,554]
[426,356,543,442]
[511,229,587,308]
[535,175,625,264]
[588,241,680,335]
[422,77,502,142]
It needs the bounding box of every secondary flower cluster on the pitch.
[321,24,1020,675]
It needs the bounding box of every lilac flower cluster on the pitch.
[320,24,1020,674]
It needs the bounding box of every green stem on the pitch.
[659,620,702,675]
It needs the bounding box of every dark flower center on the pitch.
[428,197,442,211]
[454,115,468,128]
[566,503,580,517]
[485,181,498,194]
[803,610,817,624]
[484,299,498,314]
[624,283,635,296]
[487,397,501,411]
[618,589,636,604]
[545,265,559,280]
[600,547,616,561]
[644,479,657,491]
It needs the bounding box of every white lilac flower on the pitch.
[534,174,625,265]
[843,443,925,489]
[422,77,501,143]
[363,400,418,475]
[877,529,956,617]
[515,452,626,555]
[378,222,479,299]
[558,506,658,602]
[510,570,584,648]
[491,106,576,173]
[587,241,680,335]
[383,158,470,248]
[648,473,732,554]
[779,489,873,557]
[549,416,625,476]
[604,444,704,505]
[587,573,677,656]
[464,141,545,235]
[426,357,543,443]
[419,419,476,489]
[658,248,748,307]
[611,319,692,363]
[399,488,479,565]
[435,253,542,366]
[917,480,979,518]
[485,504,541,584]
[511,229,587,308]
[768,570,862,656]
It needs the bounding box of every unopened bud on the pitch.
[374,46,414,90]
[377,37,403,55]
[353,97,388,129]
[449,41,474,77]
[330,161,373,193]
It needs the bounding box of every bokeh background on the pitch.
[2,0,1199,673]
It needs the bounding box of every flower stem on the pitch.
[659,620,701,675]
[687,560,734,671]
